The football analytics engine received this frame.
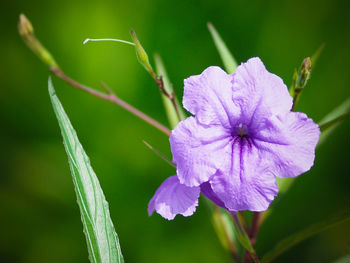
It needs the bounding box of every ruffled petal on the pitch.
[210,139,279,211]
[253,112,320,177]
[232,57,293,126]
[200,181,227,209]
[183,66,239,129]
[148,176,200,220]
[170,116,232,187]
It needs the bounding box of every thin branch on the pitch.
[142,140,175,168]
[19,14,171,136]
[249,212,262,246]
[100,81,114,94]
[51,67,171,136]
[153,75,182,121]
[130,30,183,122]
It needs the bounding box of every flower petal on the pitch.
[148,176,200,220]
[254,112,320,177]
[210,138,279,211]
[170,116,231,187]
[183,66,239,128]
[232,57,293,126]
[200,181,227,209]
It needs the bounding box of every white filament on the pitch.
[83,38,135,46]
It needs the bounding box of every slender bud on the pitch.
[18,14,58,69]
[18,14,33,36]
[298,57,311,89]
[130,30,155,77]
[290,57,312,110]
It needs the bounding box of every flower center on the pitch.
[232,123,249,138]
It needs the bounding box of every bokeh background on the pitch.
[1,0,350,262]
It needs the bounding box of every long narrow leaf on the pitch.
[310,43,325,69]
[262,210,350,263]
[275,98,350,195]
[49,77,124,263]
[207,22,238,74]
[333,255,350,263]
[318,97,350,146]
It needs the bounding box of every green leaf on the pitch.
[154,53,186,128]
[333,255,350,263]
[276,98,350,195]
[273,98,350,216]
[318,97,350,146]
[231,212,254,253]
[262,210,350,263]
[48,77,124,263]
[207,22,238,74]
[275,177,295,194]
[310,43,325,69]
[211,207,239,253]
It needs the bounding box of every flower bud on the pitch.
[298,57,311,89]
[18,14,33,36]
[290,57,312,109]
[18,14,58,68]
[130,30,154,76]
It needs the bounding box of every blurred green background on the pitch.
[1,0,350,262]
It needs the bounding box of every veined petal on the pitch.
[232,57,293,125]
[148,176,200,220]
[170,117,231,187]
[254,112,320,177]
[200,181,227,209]
[183,66,239,128]
[210,138,279,211]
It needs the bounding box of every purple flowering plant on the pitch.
[19,14,350,263]
[149,57,320,220]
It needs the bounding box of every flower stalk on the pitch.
[154,54,186,128]
[249,212,262,246]
[213,207,240,263]
[18,14,58,69]
[18,14,171,136]
[130,30,184,122]
[231,212,261,263]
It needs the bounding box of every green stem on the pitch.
[231,212,261,263]
[214,207,240,263]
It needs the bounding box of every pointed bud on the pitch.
[18,14,58,68]
[298,57,311,89]
[290,57,312,110]
[18,14,33,36]
[130,30,155,77]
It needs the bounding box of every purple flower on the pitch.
[148,57,320,220]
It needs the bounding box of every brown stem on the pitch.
[244,251,252,263]
[249,252,261,263]
[142,140,175,168]
[249,212,262,246]
[51,67,171,136]
[153,74,183,121]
